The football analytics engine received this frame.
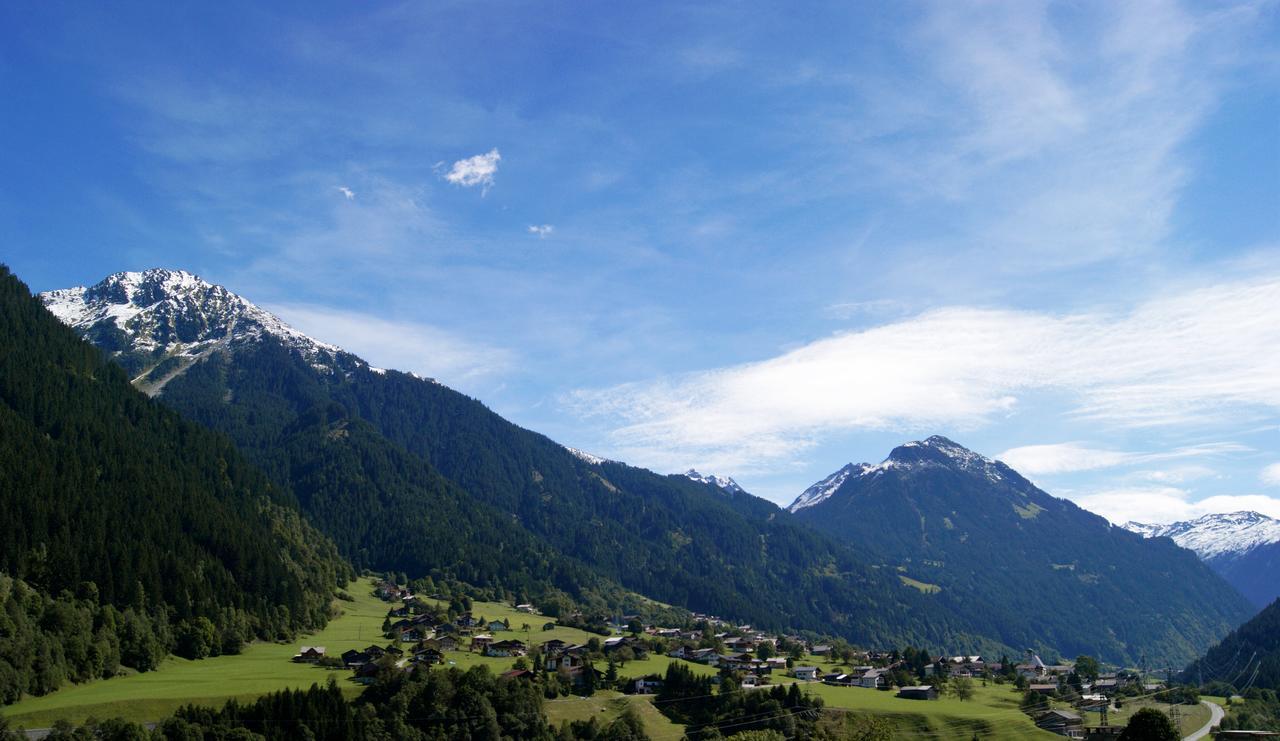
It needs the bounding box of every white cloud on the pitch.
[336,186,355,200]
[567,274,1280,472]
[1072,486,1280,526]
[267,303,515,389]
[443,148,501,193]
[1263,463,1280,486]
[528,224,554,238]
[997,441,1249,476]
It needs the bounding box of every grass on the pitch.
[898,575,942,594]
[1,577,389,729]
[799,682,1060,740]
[545,691,684,739]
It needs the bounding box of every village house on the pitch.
[487,620,508,632]
[485,639,527,658]
[516,604,536,613]
[631,676,663,695]
[793,666,821,681]
[294,646,325,663]
[470,634,494,652]
[413,647,444,665]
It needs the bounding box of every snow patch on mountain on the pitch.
[1123,511,1280,560]
[683,470,745,495]
[565,447,610,466]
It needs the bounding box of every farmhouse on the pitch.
[294,646,325,663]
[485,639,527,657]
[793,666,821,681]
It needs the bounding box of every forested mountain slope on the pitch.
[0,266,349,702]
[789,436,1254,667]
[1184,598,1280,691]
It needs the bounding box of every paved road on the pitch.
[1183,699,1225,741]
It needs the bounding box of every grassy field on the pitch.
[796,682,1059,740]
[545,691,685,739]
[0,578,390,729]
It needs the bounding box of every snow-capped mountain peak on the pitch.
[1123,511,1280,560]
[41,268,347,393]
[684,469,745,495]
[788,436,1009,513]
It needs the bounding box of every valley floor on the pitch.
[1,578,1058,739]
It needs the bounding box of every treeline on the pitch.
[0,266,350,703]
[657,663,826,739]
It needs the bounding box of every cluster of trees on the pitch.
[1220,688,1280,732]
[0,667,657,741]
[0,267,350,703]
[656,663,826,738]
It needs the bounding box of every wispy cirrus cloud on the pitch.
[997,441,1250,477]
[528,224,554,238]
[566,274,1280,473]
[268,303,515,390]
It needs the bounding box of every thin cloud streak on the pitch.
[567,274,1280,473]
[268,302,516,390]
[998,441,1251,476]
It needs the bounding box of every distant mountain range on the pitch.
[39,267,1257,666]
[787,435,1254,667]
[1125,512,1280,608]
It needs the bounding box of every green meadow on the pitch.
[1,578,389,729]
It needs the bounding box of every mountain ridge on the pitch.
[1124,512,1280,608]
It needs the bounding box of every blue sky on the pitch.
[2,1,1279,522]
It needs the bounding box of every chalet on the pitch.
[485,640,527,657]
[294,646,326,663]
[436,635,460,652]
[655,628,681,639]
[823,673,857,687]
[810,645,833,656]
[487,620,508,633]
[342,649,371,668]
[456,613,478,628]
[1029,684,1059,697]
[401,627,428,643]
[1035,709,1083,738]
[501,669,532,680]
[897,686,938,701]
[435,622,459,635]
[414,648,444,665]
[470,634,494,652]
[860,668,889,689]
[516,604,536,613]
[793,666,821,681]
[631,676,663,695]
[364,645,387,659]
[387,606,410,618]
[353,662,381,685]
